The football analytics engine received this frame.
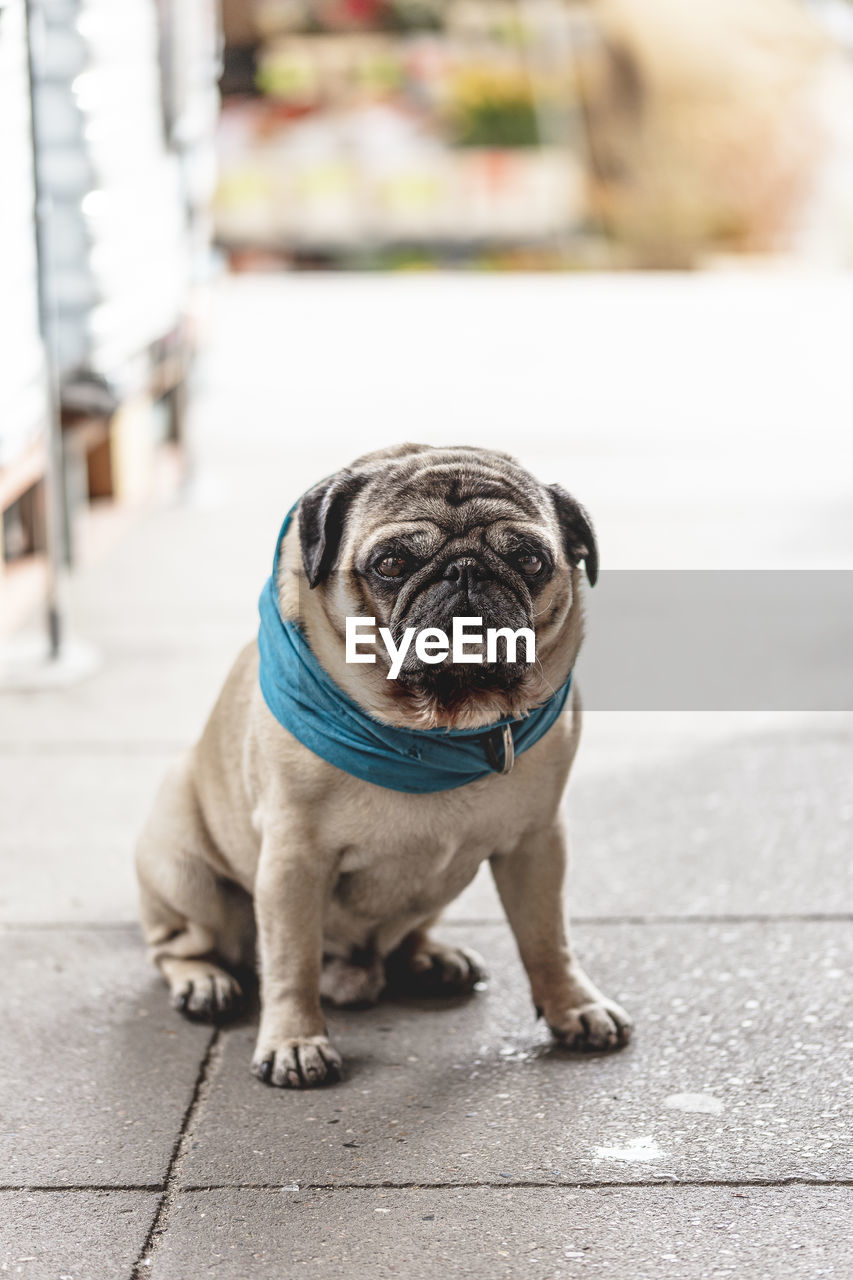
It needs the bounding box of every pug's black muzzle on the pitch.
[389,553,533,695]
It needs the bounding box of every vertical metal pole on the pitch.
[24,0,66,659]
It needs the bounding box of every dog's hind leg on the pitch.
[136,756,253,1022]
[384,919,486,997]
[319,949,385,1008]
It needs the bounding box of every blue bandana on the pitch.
[257,504,572,794]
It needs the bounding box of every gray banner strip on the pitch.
[575,571,853,710]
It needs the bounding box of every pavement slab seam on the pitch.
[5,1175,852,1194]
[175,1176,853,1191]
[129,1030,224,1280]
[1,1184,165,1194]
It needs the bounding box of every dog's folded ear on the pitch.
[299,471,367,588]
[547,485,599,586]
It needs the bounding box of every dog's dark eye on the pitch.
[375,555,407,579]
[517,553,543,577]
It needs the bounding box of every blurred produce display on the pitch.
[216,0,853,268]
[216,0,593,263]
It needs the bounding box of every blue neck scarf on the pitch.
[257,505,572,794]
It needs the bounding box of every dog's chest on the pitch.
[330,785,531,922]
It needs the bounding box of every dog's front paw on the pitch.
[251,1035,343,1088]
[547,998,633,1052]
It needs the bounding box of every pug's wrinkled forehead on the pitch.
[298,445,598,589]
[354,458,553,558]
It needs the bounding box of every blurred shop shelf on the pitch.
[212,5,600,263]
[0,443,49,640]
[0,440,48,517]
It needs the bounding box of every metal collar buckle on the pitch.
[485,723,515,775]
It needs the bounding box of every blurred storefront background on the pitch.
[215,0,853,269]
[1,0,219,651]
[1,0,853,660]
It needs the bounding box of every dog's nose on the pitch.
[443,557,488,593]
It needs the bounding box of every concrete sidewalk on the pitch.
[1,274,851,1280]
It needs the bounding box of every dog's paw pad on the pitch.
[549,1000,633,1052]
[251,1035,343,1089]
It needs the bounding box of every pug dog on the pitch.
[136,444,632,1088]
